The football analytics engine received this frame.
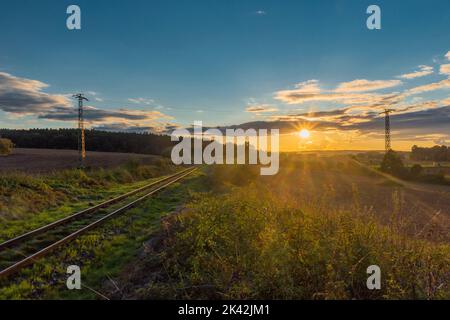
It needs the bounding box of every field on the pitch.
[0,152,448,300]
[0,148,159,173]
[102,155,448,300]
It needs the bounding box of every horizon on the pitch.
[1,126,440,152]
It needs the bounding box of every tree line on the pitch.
[0,129,176,156]
[0,129,260,161]
[411,145,450,162]
[381,150,448,185]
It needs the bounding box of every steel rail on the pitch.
[0,167,197,279]
[0,167,194,251]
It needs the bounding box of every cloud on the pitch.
[334,79,402,93]
[407,78,450,95]
[38,106,174,133]
[231,53,449,144]
[293,80,321,94]
[275,79,404,105]
[440,64,450,76]
[92,123,157,133]
[128,97,155,105]
[398,65,433,79]
[276,90,403,106]
[0,71,176,133]
[446,51,450,61]
[254,10,266,15]
[39,106,170,122]
[0,72,71,114]
[85,91,104,102]
[215,106,450,141]
[269,108,349,123]
[348,106,449,133]
[246,104,279,113]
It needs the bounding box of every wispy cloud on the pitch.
[442,96,450,106]
[0,71,176,133]
[334,79,402,93]
[86,91,104,102]
[251,54,450,144]
[40,106,174,133]
[40,106,171,122]
[275,78,404,106]
[398,65,433,79]
[266,99,439,127]
[217,106,450,141]
[246,104,278,113]
[440,64,450,76]
[128,97,155,105]
[91,123,157,133]
[407,78,450,95]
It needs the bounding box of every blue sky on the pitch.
[0,0,449,149]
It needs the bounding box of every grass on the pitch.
[1,156,449,300]
[125,163,449,300]
[0,169,204,299]
[158,186,448,299]
[378,179,404,187]
[0,158,176,242]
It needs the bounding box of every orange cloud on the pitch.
[407,78,450,95]
[246,104,279,113]
[398,65,433,79]
[334,79,402,93]
[440,64,450,76]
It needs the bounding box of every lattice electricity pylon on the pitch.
[379,109,395,152]
[73,94,89,168]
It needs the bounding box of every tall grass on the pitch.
[162,185,449,299]
[146,162,449,300]
[0,158,176,221]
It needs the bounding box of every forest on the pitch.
[0,129,175,156]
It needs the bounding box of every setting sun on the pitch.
[298,129,310,139]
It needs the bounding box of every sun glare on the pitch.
[298,129,310,139]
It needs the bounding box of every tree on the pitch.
[411,145,450,162]
[0,129,176,156]
[0,138,14,155]
[380,150,408,178]
[409,164,423,178]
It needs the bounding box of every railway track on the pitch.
[0,167,197,279]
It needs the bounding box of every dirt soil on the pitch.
[0,148,159,173]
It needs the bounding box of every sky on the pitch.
[0,0,449,151]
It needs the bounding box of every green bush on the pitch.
[0,138,14,155]
[409,164,423,178]
[162,185,449,299]
[380,150,408,178]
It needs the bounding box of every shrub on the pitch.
[0,138,14,155]
[162,185,449,299]
[410,164,423,178]
[380,150,408,178]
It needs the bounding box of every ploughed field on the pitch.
[0,148,158,173]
